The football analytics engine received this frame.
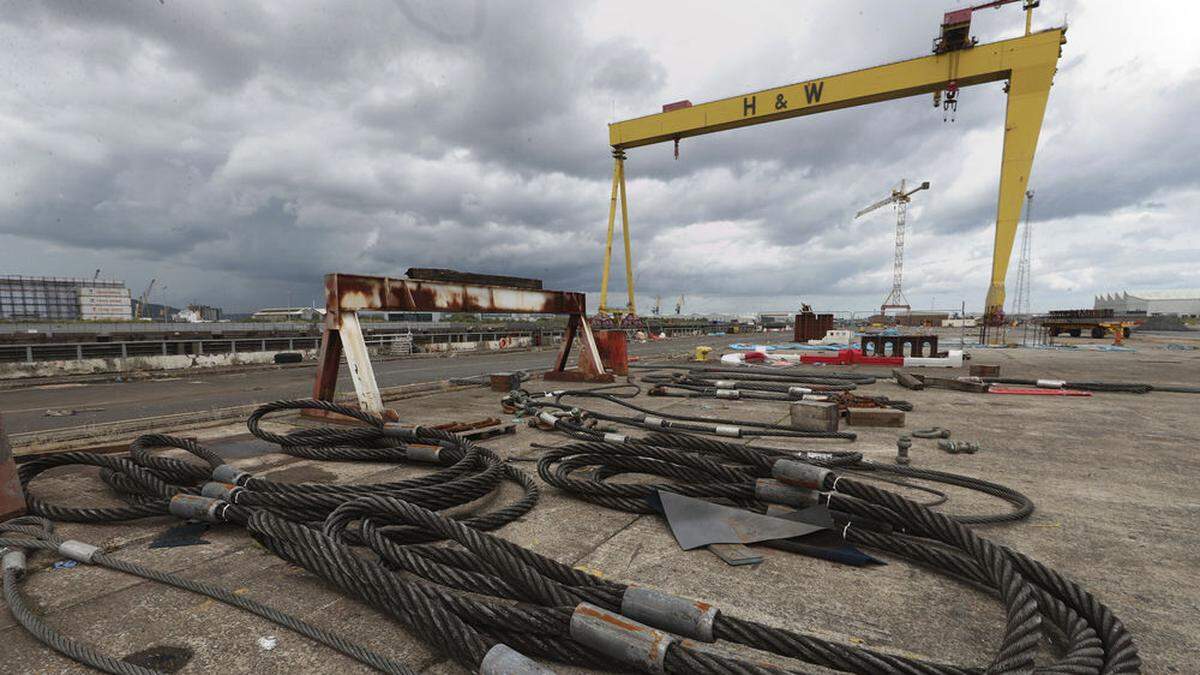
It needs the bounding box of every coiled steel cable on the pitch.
[10,400,811,673]
[19,399,539,537]
[631,362,878,386]
[0,517,416,675]
[641,370,856,393]
[644,379,915,412]
[290,450,1133,674]
[533,435,1137,673]
[536,431,1031,525]
[507,387,859,441]
[6,398,1139,674]
[512,386,1016,520]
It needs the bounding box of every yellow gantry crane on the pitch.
[596,0,1061,323]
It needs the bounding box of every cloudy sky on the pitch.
[1,1,1197,316]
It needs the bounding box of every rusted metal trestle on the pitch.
[313,272,612,415]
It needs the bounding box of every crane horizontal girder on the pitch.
[856,193,899,219]
[606,26,1065,320]
[608,29,1062,149]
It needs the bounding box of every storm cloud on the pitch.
[1,0,1196,314]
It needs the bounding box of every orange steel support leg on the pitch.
[545,314,614,383]
[1,414,26,521]
[311,327,343,402]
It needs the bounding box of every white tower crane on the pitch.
[855,179,930,315]
[1010,189,1035,319]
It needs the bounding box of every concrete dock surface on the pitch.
[2,330,1199,673]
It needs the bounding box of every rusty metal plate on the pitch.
[325,273,586,317]
[405,268,543,290]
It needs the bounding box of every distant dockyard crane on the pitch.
[1010,189,1035,318]
[855,180,931,315]
[597,0,1057,330]
[134,279,155,320]
[674,295,684,316]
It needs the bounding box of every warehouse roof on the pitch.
[1096,289,1200,301]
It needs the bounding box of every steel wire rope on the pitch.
[5,398,1139,674]
[507,387,859,441]
[530,434,1136,673]
[0,517,417,675]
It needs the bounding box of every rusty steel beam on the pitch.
[0,413,27,520]
[314,271,611,412]
[405,268,544,290]
[324,273,585,328]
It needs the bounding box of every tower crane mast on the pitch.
[135,279,155,320]
[856,180,930,315]
[1010,189,1035,318]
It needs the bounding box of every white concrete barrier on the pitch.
[419,336,532,354]
[1,334,537,380]
[0,349,319,380]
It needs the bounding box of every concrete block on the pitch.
[789,400,839,432]
[846,408,905,427]
[969,364,1000,377]
[918,375,988,393]
[892,369,925,390]
[490,372,521,392]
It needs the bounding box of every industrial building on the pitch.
[0,275,132,321]
[178,304,223,322]
[1094,289,1200,317]
[251,306,325,321]
[867,311,950,326]
[758,312,793,329]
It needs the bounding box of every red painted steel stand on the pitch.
[591,329,629,377]
[543,314,614,384]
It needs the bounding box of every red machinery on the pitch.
[934,0,1039,53]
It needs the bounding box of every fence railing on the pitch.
[0,329,559,364]
[0,322,730,365]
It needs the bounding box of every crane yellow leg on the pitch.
[598,154,622,314]
[617,153,636,315]
[985,60,1056,321]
